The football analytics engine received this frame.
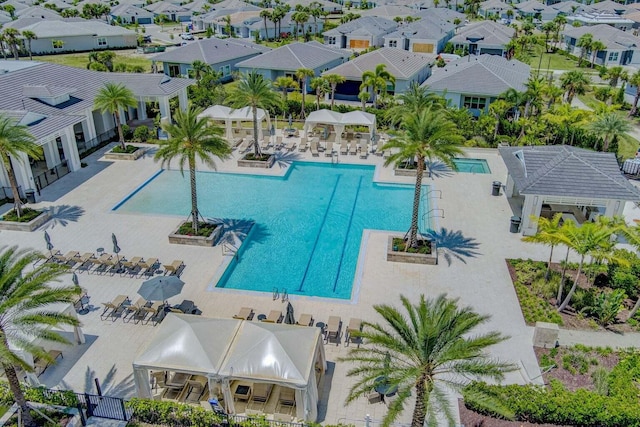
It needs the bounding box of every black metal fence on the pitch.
[32,160,70,193]
[30,388,131,422]
[76,129,116,157]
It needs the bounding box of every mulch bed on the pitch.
[458,399,571,427]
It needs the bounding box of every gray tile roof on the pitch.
[384,15,455,39]
[0,11,12,24]
[323,16,397,37]
[423,54,530,96]
[0,109,86,141]
[11,18,136,37]
[499,145,640,200]
[235,41,349,71]
[563,24,640,50]
[480,0,511,12]
[110,4,154,17]
[450,20,514,46]
[415,7,466,23]
[358,5,413,18]
[22,84,76,98]
[15,5,61,18]
[151,37,270,65]
[591,0,630,14]
[322,47,435,80]
[515,0,554,14]
[552,1,593,14]
[145,1,189,13]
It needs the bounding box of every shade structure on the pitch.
[137,276,184,301]
[199,105,272,141]
[303,109,377,144]
[133,314,326,422]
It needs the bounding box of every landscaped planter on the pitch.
[104,147,146,161]
[386,235,437,265]
[0,211,50,232]
[0,403,81,427]
[237,154,275,169]
[394,167,417,177]
[168,221,223,247]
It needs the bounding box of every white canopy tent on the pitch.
[303,109,376,144]
[199,105,271,141]
[133,314,326,422]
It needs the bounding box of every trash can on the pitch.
[24,189,36,204]
[510,216,521,233]
[492,181,501,196]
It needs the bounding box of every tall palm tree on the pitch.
[488,99,510,141]
[543,84,565,109]
[606,65,627,88]
[273,76,298,102]
[576,33,593,65]
[226,71,280,157]
[308,1,322,36]
[358,89,369,112]
[383,108,464,249]
[310,76,329,110]
[155,105,231,234]
[0,246,81,427]
[627,70,640,117]
[190,60,211,81]
[523,76,546,117]
[386,83,445,127]
[291,11,309,40]
[2,28,21,60]
[559,70,591,104]
[590,40,606,68]
[340,294,515,427]
[0,114,42,218]
[94,82,137,150]
[324,73,345,110]
[21,30,37,61]
[259,9,272,40]
[588,112,630,152]
[296,67,314,119]
[522,213,564,283]
[361,64,395,107]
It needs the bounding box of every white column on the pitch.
[83,111,97,141]
[138,100,148,120]
[521,195,542,236]
[61,127,81,172]
[42,139,60,169]
[178,90,188,111]
[11,152,34,193]
[158,96,172,123]
[605,199,624,217]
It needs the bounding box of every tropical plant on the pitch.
[605,66,627,88]
[226,71,280,157]
[0,114,42,218]
[559,70,591,104]
[310,76,329,110]
[273,76,299,102]
[580,289,626,326]
[361,64,395,107]
[576,33,593,65]
[94,82,137,150]
[155,105,231,234]
[2,28,21,60]
[340,294,515,427]
[190,60,211,81]
[324,73,345,110]
[522,213,564,283]
[541,21,556,53]
[291,10,309,40]
[308,1,323,36]
[589,40,606,68]
[259,9,272,40]
[295,68,314,118]
[358,89,369,111]
[386,83,445,127]
[0,246,81,427]
[627,70,640,117]
[383,108,463,249]
[588,112,630,152]
[21,30,37,61]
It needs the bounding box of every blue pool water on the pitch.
[115,162,429,299]
[453,158,491,174]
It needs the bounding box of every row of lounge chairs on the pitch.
[101,295,198,324]
[152,371,208,404]
[49,251,184,277]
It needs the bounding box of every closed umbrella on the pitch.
[288,114,293,128]
[72,272,79,286]
[44,231,53,254]
[138,276,185,302]
[112,233,122,273]
[284,302,295,325]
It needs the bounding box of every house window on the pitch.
[97,37,107,46]
[219,66,225,75]
[388,40,397,47]
[463,96,487,110]
[225,65,230,74]
[327,36,336,45]
[608,51,619,62]
[52,40,64,50]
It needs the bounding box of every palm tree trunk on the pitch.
[252,105,260,157]
[3,365,35,427]
[628,293,640,321]
[114,110,126,150]
[557,247,570,304]
[2,154,23,218]
[301,81,307,119]
[410,374,428,427]
[630,89,640,117]
[330,86,336,110]
[558,255,584,312]
[545,245,554,282]
[408,156,424,249]
[493,114,500,141]
[28,42,32,60]
[602,135,610,152]
[189,157,199,234]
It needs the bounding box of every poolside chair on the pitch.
[233,307,254,320]
[54,251,78,264]
[310,140,319,157]
[101,294,129,320]
[345,318,363,347]
[298,137,309,152]
[325,316,342,345]
[139,258,159,277]
[296,313,313,326]
[340,141,348,155]
[182,379,206,404]
[375,143,384,156]
[359,141,368,159]
[275,387,296,416]
[284,139,296,151]
[325,141,334,157]
[121,256,143,276]
[143,301,165,325]
[73,252,95,272]
[382,149,391,159]
[260,138,270,151]
[349,141,358,155]
[262,310,282,323]
[164,260,185,276]
[123,297,147,322]
[237,138,251,153]
[275,135,283,149]
[248,383,272,409]
[33,348,63,376]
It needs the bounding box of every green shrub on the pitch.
[111,144,138,154]
[2,208,42,222]
[592,367,610,396]
[580,289,626,326]
[121,124,133,140]
[133,126,150,142]
[126,398,225,427]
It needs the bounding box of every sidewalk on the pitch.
[558,328,640,349]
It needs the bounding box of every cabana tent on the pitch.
[199,105,271,141]
[133,314,326,422]
[303,109,376,144]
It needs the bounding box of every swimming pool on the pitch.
[115,162,430,300]
[453,158,491,174]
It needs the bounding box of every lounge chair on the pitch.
[121,256,143,276]
[310,140,319,157]
[340,141,348,155]
[143,301,165,325]
[325,141,334,157]
[262,310,282,323]
[248,383,272,409]
[296,313,313,326]
[260,138,270,151]
[91,253,113,274]
[73,252,95,272]
[124,297,147,322]
[345,318,363,347]
[359,141,368,159]
[284,139,296,151]
[182,379,206,404]
[54,251,78,264]
[33,348,63,376]
[101,294,129,319]
[275,135,283,149]
[276,387,296,416]
[325,316,341,345]
[375,143,384,156]
[349,141,358,155]
[139,258,159,276]
[233,307,254,320]
[298,137,309,152]
[163,260,184,276]
[237,138,251,153]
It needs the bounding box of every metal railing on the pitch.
[33,160,69,193]
[76,129,117,157]
[26,387,131,422]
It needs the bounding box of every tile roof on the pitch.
[415,7,466,22]
[0,109,87,140]
[563,24,640,49]
[480,0,511,11]
[322,47,435,80]
[358,5,413,18]
[323,16,397,37]
[235,41,349,71]
[144,1,190,13]
[110,4,154,17]
[515,0,554,14]
[15,5,61,18]
[384,15,455,39]
[499,145,640,200]
[552,1,593,14]
[590,0,630,14]
[22,84,76,98]
[450,20,514,46]
[423,54,530,96]
[10,18,137,37]
[151,37,270,65]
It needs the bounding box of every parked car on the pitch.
[180,33,194,40]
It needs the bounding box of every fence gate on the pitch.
[83,393,131,421]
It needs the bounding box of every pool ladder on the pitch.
[222,242,239,260]
[331,152,339,165]
[272,288,289,302]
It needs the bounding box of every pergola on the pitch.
[303,109,376,144]
[199,105,271,141]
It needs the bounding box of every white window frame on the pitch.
[52,40,64,50]
[388,40,397,48]
[97,37,107,47]
[608,51,619,62]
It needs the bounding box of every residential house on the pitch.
[109,4,154,24]
[358,5,413,19]
[567,12,634,30]
[415,7,466,24]
[236,41,349,87]
[624,10,640,29]
[563,24,640,66]
[322,47,435,100]
[183,0,216,14]
[423,54,530,116]
[514,0,557,22]
[0,60,192,195]
[590,0,630,15]
[2,0,30,14]
[239,11,321,40]
[383,16,455,53]
[15,5,62,18]
[323,16,397,49]
[191,0,261,32]
[282,0,342,13]
[479,0,513,20]
[551,1,594,16]
[145,1,191,22]
[152,37,269,80]
[449,21,515,56]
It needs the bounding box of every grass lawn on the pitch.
[35,51,152,71]
[529,46,581,71]
[618,133,639,160]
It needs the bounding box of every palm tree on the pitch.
[358,89,369,112]
[619,225,640,320]
[383,108,464,249]
[543,84,565,110]
[361,64,395,107]
[190,60,211,81]
[577,33,593,65]
[340,294,515,427]
[2,28,21,60]
[155,105,231,234]
[559,70,591,104]
[385,83,445,127]
[590,40,606,68]
[21,30,37,61]
[296,67,315,119]
[324,73,345,110]
[259,9,272,40]
[291,11,309,40]
[310,76,329,110]
[308,2,322,36]
[523,76,546,117]
[553,15,567,49]
[226,71,280,157]
[606,65,627,88]
[0,246,81,427]
[0,114,42,218]
[273,76,299,102]
[588,112,630,152]
[628,70,640,117]
[488,99,510,141]
[94,82,137,150]
[522,213,564,283]
[541,21,556,53]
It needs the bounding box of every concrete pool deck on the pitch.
[0,143,555,425]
